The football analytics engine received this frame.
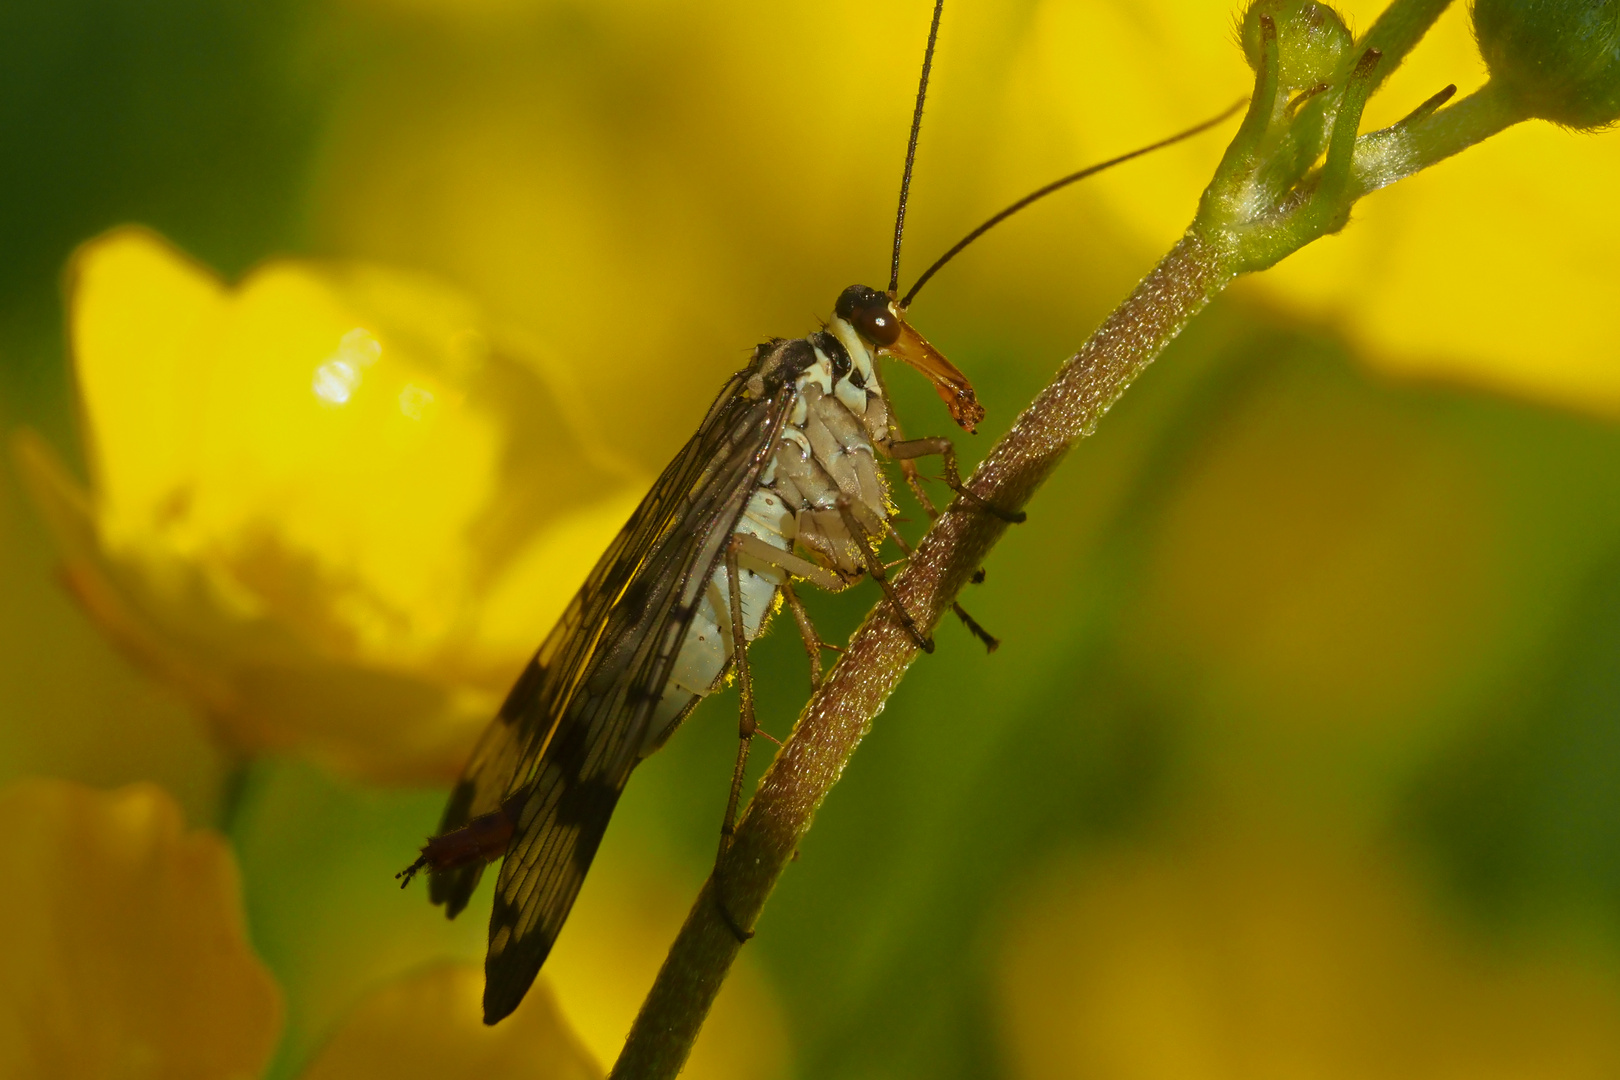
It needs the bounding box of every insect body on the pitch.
[400,0,1238,1026]
[402,279,988,1024]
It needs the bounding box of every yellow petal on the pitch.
[1002,0,1244,249]
[16,424,494,781]
[471,486,646,662]
[300,964,599,1080]
[0,433,222,822]
[309,1,967,468]
[997,842,1620,1079]
[1020,0,1620,414]
[1273,116,1620,415]
[30,228,644,781]
[69,226,226,542]
[0,778,281,1080]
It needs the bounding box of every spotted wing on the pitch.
[427,368,795,1022]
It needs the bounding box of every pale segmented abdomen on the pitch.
[638,322,893,755]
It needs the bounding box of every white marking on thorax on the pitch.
[828,316,878,387]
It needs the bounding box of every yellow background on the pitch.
[3,1,1620,1077]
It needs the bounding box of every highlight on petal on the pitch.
[0,778,281,1079]
[300,964,599,1080]
[17,227,645,782]
[308,0,975,470]
[995,841,1620,1078]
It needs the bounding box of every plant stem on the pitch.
[1351,78,1530,196]
[608,230,1237,1080]
[1356,0,1455,87]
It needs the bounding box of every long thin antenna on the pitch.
[890,0,947,297]
[899,97,1246,309]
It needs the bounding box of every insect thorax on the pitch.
[753,320,893,573]
[640,315,894,755]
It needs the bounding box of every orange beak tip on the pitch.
[947,391,985,433]
[883,321,987,435]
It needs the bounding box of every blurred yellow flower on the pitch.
[15,227,644,782]
[0,778,282,1079]
[301,963,599,1080]
[317,0,1619,432]
[996,840,1620,1079]
[0,779,614,1080]
[1010,0,1620,415]
[541,855,789,1080]
[310,0,1025,468]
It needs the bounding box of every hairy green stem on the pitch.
[1351,78,1530,195]
[608,232,1235,1080]
[1356,0,1455,86]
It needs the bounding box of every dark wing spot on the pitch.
[497,658,546,723]
[555,776,620,837]
[618,578,651,621]
[483,918,556,1024]
[425,776,501,916]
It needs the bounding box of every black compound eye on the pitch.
[834,284,903,346]
[851,299,902,346]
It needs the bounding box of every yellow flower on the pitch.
[1009,0,1620,415]
[0,778,281,1079]
[996,840,1620,1079]
[300,964,599,1080]
[317,0,1620,425]
[15,228,644,782]
[312,0,943,470]
[0,778,607,1080]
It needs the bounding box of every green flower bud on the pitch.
[1241,0,1354,89]
[1474,0,1620,128]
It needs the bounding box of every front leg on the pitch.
[835,496,934,654]
[887,436,1026,523]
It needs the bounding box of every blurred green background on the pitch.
[4,1,1620,1078]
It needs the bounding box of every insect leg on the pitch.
[732,532,847,592]
[886,415,939,517]
[899,458,938,517]
[731,535,853,685]
[887,436,1026,523]
[781,580,826,690]
[714,538,760,945]
[950,602,1000,652]
[884,457,999,653]
[835,495,934,654]
[719,537,758,858]
[884,518,916,554]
